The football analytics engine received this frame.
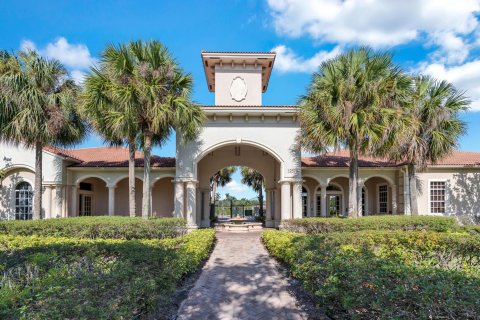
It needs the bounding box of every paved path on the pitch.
[176,231,308,320]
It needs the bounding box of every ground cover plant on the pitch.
[264,216,480,319]
[0,228,215,319]
[0,216,187,239]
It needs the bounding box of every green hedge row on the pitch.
[262,230,480,319]
[0,229,215,319]
[281,215,459,233]
[0,216,187,239]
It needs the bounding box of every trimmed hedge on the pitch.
[0,229,215,319]
[263,230,480,319]
[0,216,187,239]
[281,215,459,234]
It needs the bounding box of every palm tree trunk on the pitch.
[209,179,217,221]
[258,180,264,217]
[128,139,136,217]
[348,150,359,218]
[33,141,43,220]
[408,163,419,215]
[142,134,152,219]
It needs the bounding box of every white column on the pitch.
[55,186,63,218]
[321,184,327,217]
[186,180,197,227]
[292,181,303,219]
[44,186,53,219]
[174,180,184,218]
[108,185,116,216]
[201,189,210,227]
[280,181,292,221]
[71,185,78,217]
[391,184,397,214]
[403,168,411,215]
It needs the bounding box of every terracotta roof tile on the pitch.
[43,146,83,162]
[302,150,398,168]
[301,150,480,167]
[61,147,175,168]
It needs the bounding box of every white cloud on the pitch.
[272,44,341,73]
[420,60,480,111]
[70,70,86,85]
[19,37,96,85]
[220,180,249,194]
[267,0,480,63]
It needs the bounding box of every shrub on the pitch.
[0,216,187,239]
[0,229,215,319]
[262,230,480,319]
[281,215,459,234]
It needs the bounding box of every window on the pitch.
[378,185,388,214]
[328,195,341,216]
[302,187,308,217]
[316,195,321,216]
[79,182,93,191]
[79,194,92,216]
[430,181,446,214]
[15,182,33,220]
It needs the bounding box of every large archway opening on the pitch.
[195,143,282,227]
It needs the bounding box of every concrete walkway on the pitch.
[176,231,308,320]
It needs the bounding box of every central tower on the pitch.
[201,51,276,106]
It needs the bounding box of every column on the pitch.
[320,184,327,217]
[108,185,116,216]
[55,186,63,218]
[71,185,78,217]
[186,180,197,227]
[174,180,184,218]
[201,189,210,227]
[391,184,398,214]
[403,168,411,215]
[44,186,52,219]
[280,181,292,221]
[292,181,303,219]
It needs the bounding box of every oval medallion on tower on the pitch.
[230,76,248,102]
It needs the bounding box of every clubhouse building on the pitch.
[1,51,480,227]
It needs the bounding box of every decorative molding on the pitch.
[230,76,248,102]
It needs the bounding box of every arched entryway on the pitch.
[74,177,109,216]
[363,176,397,215]
[152,177,175,217]
[114,177,143,217]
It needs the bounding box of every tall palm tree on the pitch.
[0,50,86,219]
[240,167,264,217]
[82,45,141,218]
[299,47,410,217]
[386,75,468,215]
[87,41,203,219]
[209,167,236,221]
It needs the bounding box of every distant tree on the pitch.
[240,167,265,217]
[0,50,86,219]
[210,168,236,221]
[299,47,410,217]
[384,75,468,215]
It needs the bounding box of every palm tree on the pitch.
[386,75,468,215]
[209,167,236,221]
[82,45,141,218]
[299,47,410,217]
[84,41,204,219]
[0,50,86,219]
[240,167,265,217]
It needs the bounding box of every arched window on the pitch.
[15,182,33,220]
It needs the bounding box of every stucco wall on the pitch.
[214,65,262,105]
[152,177,174,217]
[416,168,480,218]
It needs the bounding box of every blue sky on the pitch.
[1,0,480,199]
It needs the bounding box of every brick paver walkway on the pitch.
[176,231,307,320]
